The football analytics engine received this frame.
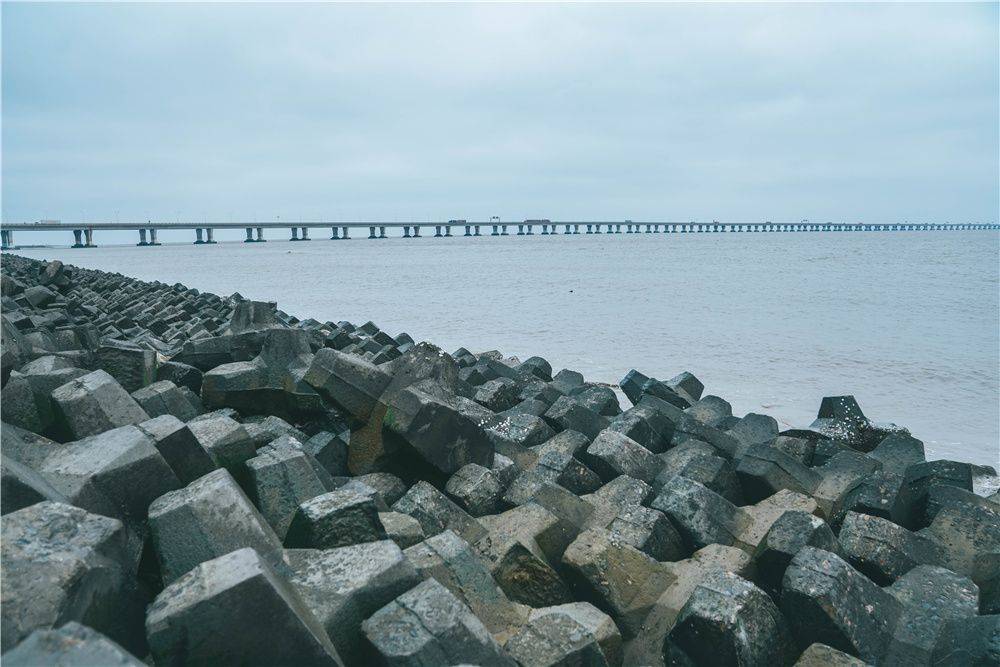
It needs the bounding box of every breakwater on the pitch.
[2,219,998,248]
[1,252,998,665]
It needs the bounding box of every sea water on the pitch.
[11,229,999,470]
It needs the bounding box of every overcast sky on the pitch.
[3,2,998,231]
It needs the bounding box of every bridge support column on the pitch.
[290,227,300,241]
[501,225,508,235]
[195,228,205,244]
[565,224,571,234]
[474,225,481,236]
[84,228,95,247]
[445,225,452,236]
[245,227,254,242]
[332,226,341,239]
[491,225,499,236]
[369,226,377,239]
[586,224,593,234]
[403,226,410,238]
[435,225,442,237]
[526,225,533,235]
[206,228,216,243]
[342,226,350,239]
[2,229,14,249]
[149,228,160,245]
[517,224,524,235]
[300,227,309,241]
[464,225,471,236]
[412,226,420,237]
[380,226,387,238]
[540,224,548,235]
[138,229,148,246]
[256,227,265,241]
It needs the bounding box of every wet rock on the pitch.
[838,469,908,527]
[505,602,623,667]
[656,441,744,504]
[736,489,820,553]
[146,547,341,666]
[582,429,664,485]
[0,455,67,513]
[576,385,621,417]
[920,502,1000,599]
[504,448,602,506]
[924,484,998,526]
[303,348,392,423]
[286,479,387,549]
[1,502,141,654]
[148,468,283,584]
[903,459,974,529]
[405,530,529,641]
[446,463,505,516]
[753,509,840,600]
[156,359,203,393]
[287,540,422,663]
[811,451,882,520]
[551,368,585,395]
[771,434,816,465]
[362,578,513,666]
[870,432,926,476]
[301,429,350,477]
[839,511,943,585]
[685,395,733,428]
[392,480,486,544]
[604,503,686,562]
[50,369,150,440]
[727,412,779,456]
[666,570,795,667]
[2,622,144,667]
[667,371,704,404]
[356,471,409,507]
[781,547,902,663]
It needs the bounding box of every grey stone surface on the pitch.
[2,622,144,667]
[50,369,150,440]
[286,480,387,549]
[505,602,623,667]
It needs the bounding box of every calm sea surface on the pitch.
[12,229,1000,470]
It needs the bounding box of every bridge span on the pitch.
[1,219,996,249]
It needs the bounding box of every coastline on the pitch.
[2,252,998,665]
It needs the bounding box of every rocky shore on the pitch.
[1,252,997,666]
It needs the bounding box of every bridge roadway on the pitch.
[1,219,997,249]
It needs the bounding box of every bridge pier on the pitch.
[491,224,499,236]
[290,227,300,241]
[435,225,443,237]
[84,229,95,247]
[195,228,205,244]
[526,224,533,235]
[380,226,387,239]
[464,225,472,236]
[517,224,524,236]
[445,225,452,237]
[300,227,310,241]
[256,227,265,242]
[342,226,350,239]
[586,224,593,234]
[369,226,377,239]
[149,228,160,245]
[71,229,84,247]
[137,229,148,246]
[245,227,254,243]
[2,229,14,249]
[331,226,341,240]
[474,225,481,236]
[501,224,508,235]
[540,224,548,235]
[402,226,410,238]
[410,226,419,237]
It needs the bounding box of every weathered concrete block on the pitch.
[0,455,67,514]
[793,643,866,666]
[921,502,1000,596]
[303,348,392,423]
[811,451,882,521]
[583,429,664,485]
[95,340,157,392]
[651,476,748,552]
[246,435,336,540]
[666,570,795,666]
[287,540,422,663]
[656,440,744,504]
[474,377,521,412]
[884,565,979,665]
[489,412,556,450]
[543,395,609,440]
[504,449,601,506]
[753,509,840,600]
[840,511,942,585]
[575,385,621,417]
[131,379,200,421]
[561,528,675,638]
[622,544,752,667]
[356,472,409,506]
[737,489,820,554]
[781,547,902,663]
[50,369,150,440]
[156,359,203,392]
[362,578,513,666]
[604,503,685,562]
[518,355,553,381]
[446,463,504,516]
[727,412,779,456]
[838,469,908,527]
[505,602,623,667]
[685,395,733,428]
[186,414,256,484]
[379,511,425,549]
[148,468,283,584]
[931,614,1000,666]
[136,414,215,484]
[301,429,350,477]
[666,371,704,403]
[736,443,821,503]
[1,502,141,654]
[405,530,529,641]
[903,459,974,529]
[0,365,88,436]
[146,548,341,666]
[551,368,585,395]
[286,480,387,549]
[2,621,144,667]
[870,432,926,476]
[392,480,486,545]
[475,503,574,607]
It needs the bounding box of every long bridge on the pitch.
[1,219,996,249]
